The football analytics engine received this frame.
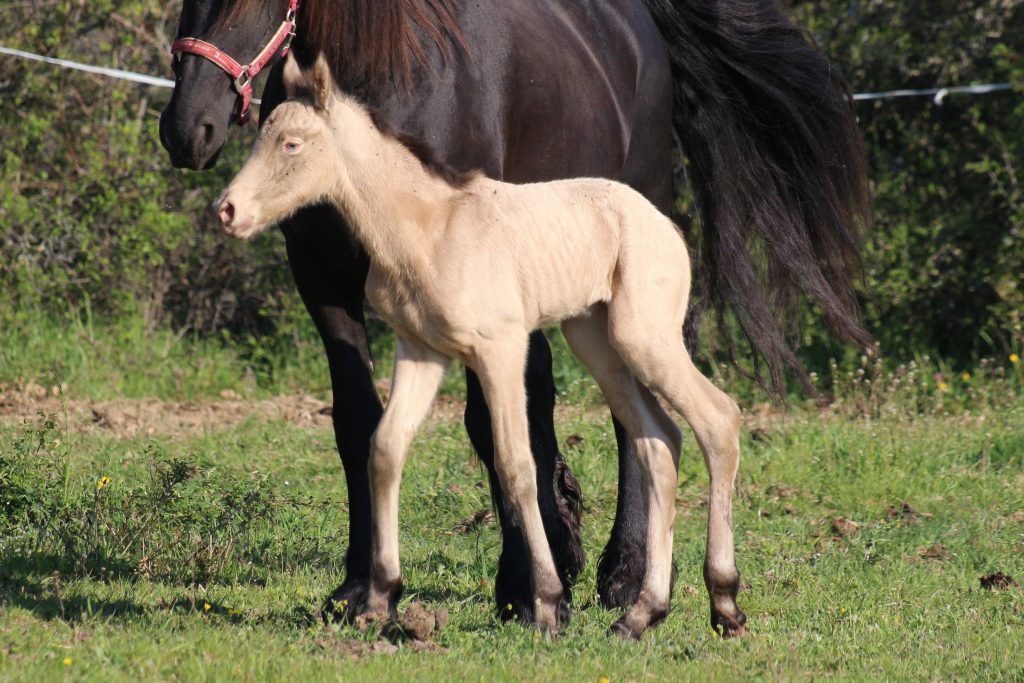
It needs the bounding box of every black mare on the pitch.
[160,0,869,631]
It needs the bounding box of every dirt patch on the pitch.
[0,382,469,439]
[831,517,861,537]
[1,380,818,441]
[0,385,333,438]
[918,544,951,561]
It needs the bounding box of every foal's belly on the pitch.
[366,252,611,363]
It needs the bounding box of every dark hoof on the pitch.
[496,591,572,627]
[711,608,748,638]
[320,578,370,624]
[609,598,670,640]
[610,617,643,641]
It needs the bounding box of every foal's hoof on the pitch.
[496,591,572,627]
[533,600,561,638]
[711,608,748,638]
[320,579,370,624]
[609,600,669,640]
[610,617,643,641]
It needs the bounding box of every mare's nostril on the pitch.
[218,201,235,226]
[200,122,217,148]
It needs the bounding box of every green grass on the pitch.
[0,309,332,401]
[3,391,1024,680]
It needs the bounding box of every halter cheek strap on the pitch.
[171,0,299,126]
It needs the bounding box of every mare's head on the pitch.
[160,0,290,169]
[160,0,464,171]
[216,55,355,239]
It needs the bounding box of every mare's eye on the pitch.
[283,140,303,155]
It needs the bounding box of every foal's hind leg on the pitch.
[562,308,682,639]
[366,337,450,619]
[609,314,747,637]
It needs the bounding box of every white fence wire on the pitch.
[0,44,1017,107]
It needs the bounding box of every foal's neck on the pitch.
[329,106,458,275]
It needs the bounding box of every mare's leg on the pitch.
[464,331,583,624]
[367,337,449,617]
[470,337,565,634]
[597,422,654,611]
[562,309,682,638]
[278,207,381,622]
[608,303,747,637]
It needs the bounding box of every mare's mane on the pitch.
[214,0,466,89]
[366,105,480,189]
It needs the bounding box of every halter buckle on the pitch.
[234,71,253,94]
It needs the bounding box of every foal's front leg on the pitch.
[472,338,565,634]
[366,336,450,618]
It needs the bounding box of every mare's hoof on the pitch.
[321,579,370,624]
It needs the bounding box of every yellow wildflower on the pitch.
[599,677,610,683]
[937,382,949,392]
[1011,354,1020,365]
[961,372,970,381]
[203,602,212,612]
[63,657,73,666]
[97,476,111,490]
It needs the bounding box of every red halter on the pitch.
[172,0,299,126]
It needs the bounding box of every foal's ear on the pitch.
[310,53,334,113]
[281,53,307,99]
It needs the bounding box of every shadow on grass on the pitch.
[0,554,325,629]
[0,570,148,622]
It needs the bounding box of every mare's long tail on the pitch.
[639,0,872,389]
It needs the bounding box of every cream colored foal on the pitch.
[217,55,745,638]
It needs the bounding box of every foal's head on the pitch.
[216,55,365,239]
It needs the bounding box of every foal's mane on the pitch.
[215,0,466,89]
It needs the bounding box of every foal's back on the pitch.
[431,176,687,331]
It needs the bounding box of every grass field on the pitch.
[2,326,1024,681]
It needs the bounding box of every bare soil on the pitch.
[0,382,474,438]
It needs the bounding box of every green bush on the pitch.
[0,1,297,338]
[794,0,1024,360]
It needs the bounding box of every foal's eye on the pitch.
[283,140,303,154]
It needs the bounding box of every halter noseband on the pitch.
[171,0,299,126]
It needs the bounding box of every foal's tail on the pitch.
[640,0,872,389]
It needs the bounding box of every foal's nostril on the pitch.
[218,201,235,226]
